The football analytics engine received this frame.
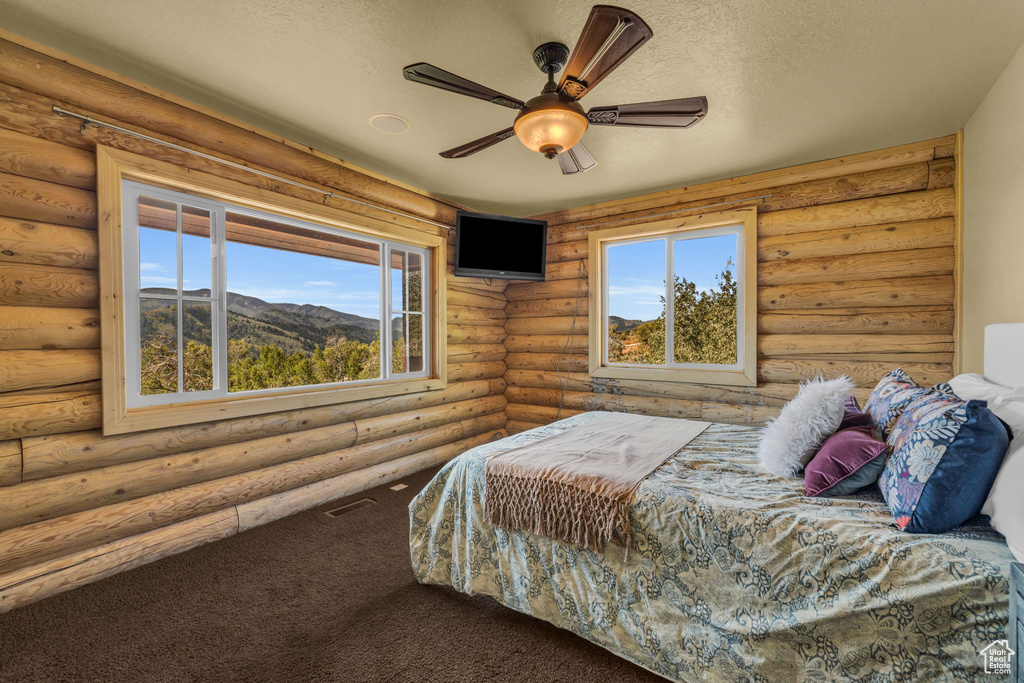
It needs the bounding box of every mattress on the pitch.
[409,412,1014,682]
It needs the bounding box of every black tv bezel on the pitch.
[453,210,548,282]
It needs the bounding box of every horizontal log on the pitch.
[447,361,506,382]
[0,262,98,308]
[0,216,98,269]
[0,127,96,189]
[506,420,543,435]
[447,324,506,345]
[758,187,954,238]
[758,334,953,357]
[445,271,509,293]
[0,38,455,226]
[556,161,937,235]
[353,394,506,443]
[505,403,582,424]
[757,217,955,262]
[547,239,588,263]
[0,385,100,440]
[447,343,506,363]
[21,377,505,480]
[236,427,503,532]
[506,297,589,317]
[504,334,588,354]
[0,305,100,350]
[0,508,237,614]
[934,142,955,159]
[544,260,588,281]
[0,170,96,229]
[505,369,799,407]
[790,352,953,364]
[446,286,507,310]
[757,307,953,335]
[505,279,588,302]
[505,386,702,419]
[0,349,100,392]
[536,136,952,228]
[758,359,953,387]
[446,304,506,325]
[505,315,590,336]
[758,275,954,310]
[700,402,778,426]
[927,157,955,189]
[757,247,953,286]
[0,414,504,576]
[0,440,20,486]
[504,352,589,371]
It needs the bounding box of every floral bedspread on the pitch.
[409,413,1013,682]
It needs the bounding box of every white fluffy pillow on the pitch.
[758,375,855,477]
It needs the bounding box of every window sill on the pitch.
[105,377,446,435]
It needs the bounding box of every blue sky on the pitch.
[607,234,736,321]
[139,228,383,318]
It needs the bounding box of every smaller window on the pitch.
[589,209,757,386]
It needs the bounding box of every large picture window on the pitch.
[98,147,445,434]
[589,209,757,386]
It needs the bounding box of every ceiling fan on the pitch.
[402,5,708,175]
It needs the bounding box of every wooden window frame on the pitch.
[97,146,447,435]
[588,208,757,387]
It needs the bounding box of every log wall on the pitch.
[0,35,508,611]
[502,136,960,433]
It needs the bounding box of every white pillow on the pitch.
[950,374,1024,560]
[758,375,855,477]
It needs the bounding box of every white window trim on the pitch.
[588,208,757,387]
[97,145,446,436]
[123,181,430,409]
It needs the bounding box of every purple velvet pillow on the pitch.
[838,395,873,430]
[805,425,890,497]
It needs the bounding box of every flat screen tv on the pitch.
[454,210,547,281]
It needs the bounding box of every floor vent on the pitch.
[324,498,376,517]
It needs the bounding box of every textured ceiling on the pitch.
[3,0,1024,216]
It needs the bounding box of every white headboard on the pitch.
[985,323,1024,389]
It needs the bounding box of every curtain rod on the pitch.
[51,105,456,231]
[569,194,773,232]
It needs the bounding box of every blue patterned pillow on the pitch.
[864,369,929,439]
[879,389,1011,533]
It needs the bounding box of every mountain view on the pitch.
[138,289,415,395]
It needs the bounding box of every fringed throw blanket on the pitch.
[485,413,709,554]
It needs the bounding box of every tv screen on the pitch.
[454,211,547,281]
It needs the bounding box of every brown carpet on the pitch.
[0,466,663,683]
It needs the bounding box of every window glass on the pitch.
[138,195,177,294]
[605,239,666,365]
[224,211,383,392]
[181,206,212,296]
[672,234,738,365]
[139,299,178,395]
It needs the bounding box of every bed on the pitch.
[410,412,1013,681]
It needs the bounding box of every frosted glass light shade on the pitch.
[514,107,589,157]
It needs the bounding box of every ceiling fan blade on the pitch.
[587,97,708,128]
[557,5,653,101]
[439,127,516,159]
[403,63,524,110]
[557,142,598,175]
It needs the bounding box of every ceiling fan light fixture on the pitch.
[513,94,589,159]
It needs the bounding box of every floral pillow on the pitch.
[878,389,1011,533]
[864,369,929,439]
